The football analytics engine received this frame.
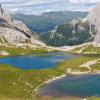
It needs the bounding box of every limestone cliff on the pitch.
[87,4,100,47]
[0,4,45,46]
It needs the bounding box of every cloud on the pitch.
[0,0,100,15]
[69,0,100,4]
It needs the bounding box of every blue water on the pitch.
[0,53,78,70]
[38,74,100,98]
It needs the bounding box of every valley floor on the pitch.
[0,45,100,100]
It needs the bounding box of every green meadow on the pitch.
[0,46,99,100]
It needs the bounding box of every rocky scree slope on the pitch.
[0,5,44,46]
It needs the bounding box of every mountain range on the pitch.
[11,11,88,33]
[0,4,100,48]
[39,4,100,47]
[39,19,96,47]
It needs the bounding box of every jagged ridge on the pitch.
[87,4,100,47]
[40,19,95,47]
[0,4,45,46]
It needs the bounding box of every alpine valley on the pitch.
[0,2,100,100]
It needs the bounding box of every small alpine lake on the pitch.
[38,74,100,98]
[0,52,79,70]
[0,52,100,99]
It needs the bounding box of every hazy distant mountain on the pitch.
[11,11,88,33]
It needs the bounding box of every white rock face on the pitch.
[0,50,9,56]
[0,27,29,43]
[79,60,98,71]
[87,4,100,47]
[0,4,45,46]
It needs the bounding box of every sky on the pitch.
[0,0,100,15]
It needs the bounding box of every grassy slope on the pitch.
[0,46,49,58]
[0,56,100,100]
[0,46,64,99]
[57,56,100,72]
[71,44,100,54]
[0,64,63,99]
[0,46,100,100]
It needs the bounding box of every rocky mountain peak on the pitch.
[87,4,100,47]
[0,4,4,15]
[0,4,45,46]
[0,4,5,16]
[0,5,11,20]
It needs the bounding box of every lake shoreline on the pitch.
[0,48,99,99]
[35,71,100,100]
[35,70,100,96]
[44,71,100,84]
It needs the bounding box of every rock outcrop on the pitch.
[87,4,100,47]
[0,4,45,46]
[40,4,100,47]
[40,19,94,47]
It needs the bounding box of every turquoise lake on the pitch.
[38,74,100,98]
[0,52,78,70]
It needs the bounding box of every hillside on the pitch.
[40,19,95,47]
[87,4,100,47]
[40,4,100,47]
[0,4,45,46]
[11,11,88,33]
